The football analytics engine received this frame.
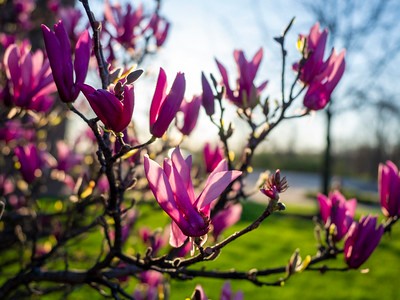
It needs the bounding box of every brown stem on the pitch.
[79,0,110,88]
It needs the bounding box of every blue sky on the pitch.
[141,0,356,153]
[77,0,396,154]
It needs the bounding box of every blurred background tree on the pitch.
[302,0,400,193]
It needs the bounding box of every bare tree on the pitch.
[302,0,400,192]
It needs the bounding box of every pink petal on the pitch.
[215,59,234,99]
[149,67,167,126]
[169,221,187,248]
[74,30,91,86]
[212,203,242,239]
[143,155,182,223]
[171,147,195,201]
[317,193,330,224]
[119,84,135,131]
[151,72,185,137]
[196,170,242,209]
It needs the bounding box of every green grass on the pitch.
[6,201,400,299]
[169,202,400,299]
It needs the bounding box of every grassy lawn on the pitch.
[15,201,400,299]
[166,202,400,299]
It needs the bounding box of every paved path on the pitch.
[243,170,378,208]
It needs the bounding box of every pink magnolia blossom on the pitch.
[133,270,164,300]
[0,175,14,195]
[47,0,60,12]
[378,161,400,218]
[175,237,193,257]
[203,143,224,173]
[212,203,242,240]
[149,68,185,138]
[144,147,241,247]
[55,141,82,172]
[177,95,202,136]
[303,50,345,110]
[294,22,346,110]
[80,83,134,133]
[139,227,168,255]
[220,281,244,300]
[104,0,143,49]
[344,215,384,269]
[260,169,288,201]
[216,48,268,109]
[318,191,356,242]
[0,33,16,49]
[96,175,109,194]
[146,14,170,47]
[0,120,35,143]
[201,72,215,116]
[41,20,91,103]
[3,42,56,112]
[58,7,84,45]
[14,144,43,184]
[13,0,35,29]
[294,23,328,84]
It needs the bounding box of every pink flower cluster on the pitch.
[216,48,268,109]
[144,147,241,247]
[294,22,346,110]
[379,161,400,218]
[318,190,384,269]
[3,41,56,112]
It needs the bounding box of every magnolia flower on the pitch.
[58,7,84,45]
[104,0,143,49]
[13,0,35,29]
[294,22,328,84]
[96,175,109,194]
[146,14,170,47]
[303,50,345,110]
[212,203,242,240]
[216,48,268,109]
[177,96,201,136]
[55,141,82,172]
[80,83,134,133]
[0,175,14,196]
[149,68,185,138]
[203,143,224,173]
[144,147,241,247]
[14,144,43,184]
[260,169,288,201]
[220,281,244,300]
[41,20,91,103]
[3,42,56,112]
[0,33,16,49]
[344,215,384,269]
[0,120,35,143]
[133,270,164,300]
[294,22,346,110]
[378,161,400,218]
[139,227,168,256]
[201,72,215,116]
[318,191,356,242]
